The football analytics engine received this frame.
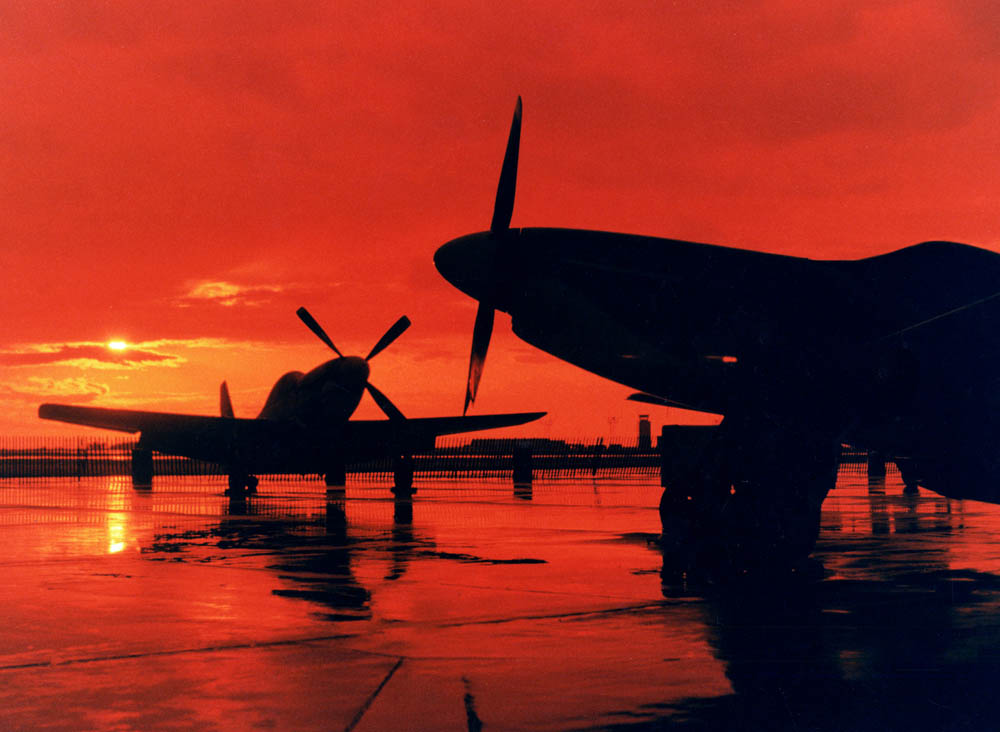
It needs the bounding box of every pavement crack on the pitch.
[344,657,404,732]
[435,600,668,628]
[463,676,483,732]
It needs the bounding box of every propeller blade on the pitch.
[296,307,342,357]
[366,382,406,422]
[220,381,234,418]
[490,96,522,233]
[463,97,521,414]
[365,316,411,361]
[464,302,495,415]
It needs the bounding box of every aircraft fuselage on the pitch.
[436,228,1000,499]
[257,356,369,426]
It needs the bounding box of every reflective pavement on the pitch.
[2,469,1000,730]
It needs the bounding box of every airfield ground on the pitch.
[2,471,1000,731]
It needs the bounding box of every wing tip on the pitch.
[503,411,546,425]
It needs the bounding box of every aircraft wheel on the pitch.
[227,473,255,496]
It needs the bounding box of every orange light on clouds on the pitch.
[3,3,999,437]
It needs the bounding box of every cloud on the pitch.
[141,337,262,350]
[1,376,110,401]
[176,280,285,308]
[0,343,184,370]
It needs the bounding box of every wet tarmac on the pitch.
[2,469,1000,731]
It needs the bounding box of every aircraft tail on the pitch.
[220,381,234,418]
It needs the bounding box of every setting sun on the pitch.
[108,341,128,351]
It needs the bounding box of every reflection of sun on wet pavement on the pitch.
[2,471,1000,730]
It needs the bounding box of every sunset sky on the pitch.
[2,1,998,439]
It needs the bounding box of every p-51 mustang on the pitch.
[435,98,1000,568]
[39,308,544,494]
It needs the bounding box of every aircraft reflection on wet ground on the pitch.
[3,471,1000,730]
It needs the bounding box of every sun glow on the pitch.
[108,340,128,351]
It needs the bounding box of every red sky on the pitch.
[2,1,999,438]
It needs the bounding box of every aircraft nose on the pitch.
[434,232,497,301]
[343,356,370,385]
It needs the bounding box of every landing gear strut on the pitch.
[392,453,415,497]
[325,461,347,487]
[131,447,153,489]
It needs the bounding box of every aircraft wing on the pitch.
[342,412,546,454]
[398,411,546,436]
[37,403,293,465]
[39,404,544,467]
[40,404,231,434]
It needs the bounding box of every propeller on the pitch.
[296,306,343,357]
[296,306,410,422]
[464,96,522,415]
[366,316,411,361]
[490,96,522,233]
[365,382,405,422]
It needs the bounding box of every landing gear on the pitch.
[659,415,840,575]
[325,461,347,488]
[226,473,258,496]
[895,458,920,495]
[392,453,415,497]
[131,447,153,489]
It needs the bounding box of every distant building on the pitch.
[638,415,651,450]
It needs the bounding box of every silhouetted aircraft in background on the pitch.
[39,307,544,494]
[435,97,1000,569]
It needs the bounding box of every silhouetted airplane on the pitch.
[435,97,1000,568]
[39,307,544,494]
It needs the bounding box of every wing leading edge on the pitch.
[38,404,244,434]
[392,411,546,436]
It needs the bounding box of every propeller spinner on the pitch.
[296,307,411,421]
